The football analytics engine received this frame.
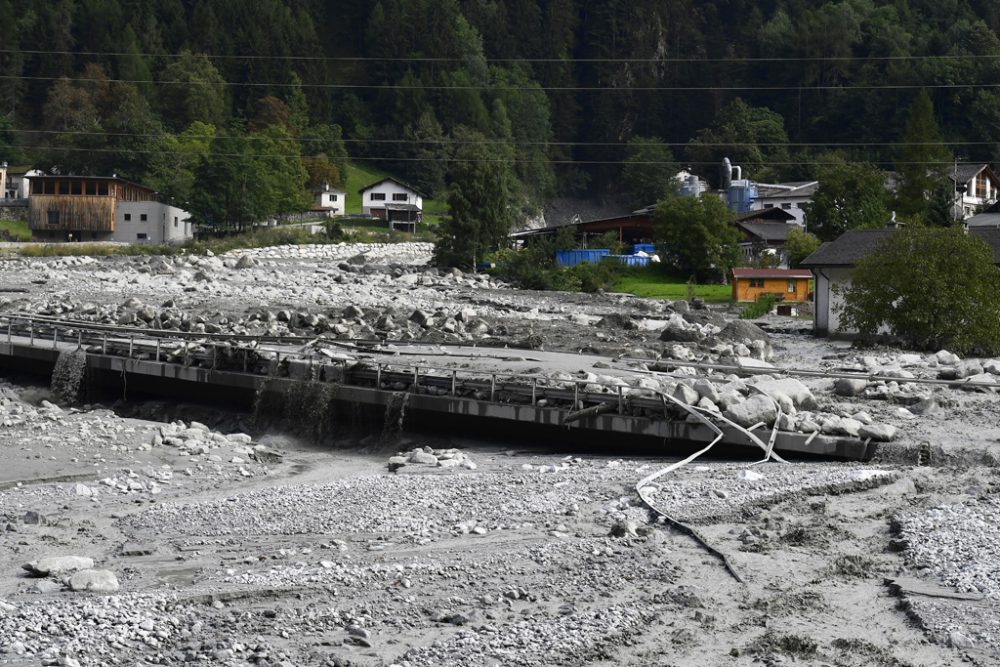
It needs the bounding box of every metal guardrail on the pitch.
[0,315,657,413]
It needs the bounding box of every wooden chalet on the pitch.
[28,176,156,242]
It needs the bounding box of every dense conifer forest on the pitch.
[1,0,999,224]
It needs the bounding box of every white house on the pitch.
[312,184,345,217]
[114,200,193,245]
[359,177,426,232]
[801,225,1000,337]
[3,164,43,200]
[751,181,818,226]
[951,164,999,219]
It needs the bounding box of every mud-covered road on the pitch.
[1,242,998,666]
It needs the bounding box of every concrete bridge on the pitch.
[0,315,875,460]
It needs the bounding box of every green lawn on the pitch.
[611,270,733,303]
[0,219,31,241]
[343,161,447,226]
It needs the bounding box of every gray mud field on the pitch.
[1,243,999,666]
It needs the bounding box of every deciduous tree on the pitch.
[839,226,1000,354]
[653,193,740,282]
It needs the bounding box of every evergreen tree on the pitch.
[895,90,953,219]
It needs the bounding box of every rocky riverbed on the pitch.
[0,242,999,666]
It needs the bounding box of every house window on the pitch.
[371,193,386,201]
[140,213,148,222]
[787,280,796,293]
[136,233,148,240]
[86,182,97,195]
[781,203,792,210]
[124,213,132,221]
[392,193,408,201]
[47,210,59,225]
[330,194,338,202]
[70,180,82,195]
[749,278,765,288]
[173,217,178,228]
[763,204,773,209]
[98,183,108,196]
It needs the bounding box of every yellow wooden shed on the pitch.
[731,267,811,303]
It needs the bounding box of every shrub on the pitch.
[741,293,776,319]
[838,226,1000,355]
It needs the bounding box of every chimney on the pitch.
[885,211,905,230]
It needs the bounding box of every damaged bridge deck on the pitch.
[0,316,875,460]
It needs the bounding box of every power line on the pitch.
[5,47,1000,64]
[4,73,1000,92]
[5,127,997,148]
[10,144,976,166]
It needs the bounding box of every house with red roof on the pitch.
[731,267,812,303]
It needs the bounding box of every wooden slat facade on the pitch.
[27,176,156,233]
[28,195,116,232]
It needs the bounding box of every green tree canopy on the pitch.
[895,89,953,220]
[653,193,741,282]
[621,136,677,206]
[685,99,791,186]
[838,226,1000,354]
[806,162,892,241]
[784,227,821,267]
[434,129,516,269]
[158,52,228,130]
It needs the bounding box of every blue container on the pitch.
[608,254,651,268]
[630,243,656,255]
[555,248,610,267]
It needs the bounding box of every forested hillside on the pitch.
[2,0,999,225]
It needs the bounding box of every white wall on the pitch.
[317,190,345,216]
[113,201,192,244]
[753,196,810,225]
[361,181,423,215]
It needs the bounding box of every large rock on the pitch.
[672,383,700,406]
[752,378,817,409]
[859,424,899,442]
[834,378,868,397]
[235,254,260,269]
[935,350,961,365]
[68,569,120,593]
[24,556,95,577]
[723,394,778,427]
[718,320,769,345]
[659,321,702,343]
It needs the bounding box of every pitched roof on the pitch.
[801,227,1000,267]
[734,207,796,223]
[358,177,428,198]
[732,267,811,279]
[736,220,800,242]
[966,213,1000,229]
[950,163,991,185]
[756,181,819,199]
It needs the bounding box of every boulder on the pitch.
[672,383,700,406]
[23,556,95,577]
[718,320,769,345]
[408,450,438,465]
[935,350,961,365]
[984,359,1000,375]
[834,378,868,397]
[859,424,899,442]
[659,321,702,343]
[723,395,778,427]
[234,254,259,269]
[68,569,120,593]
[693,378,720,403]
[342,305,365,320]
[752,378,817,409]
